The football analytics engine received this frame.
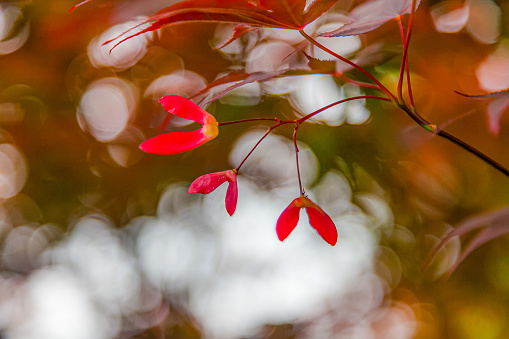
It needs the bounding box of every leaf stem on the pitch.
[218,117,281,126]
[398,104,509,177]
[437,129,509,177]
[292,124,305,196]
[299,29,398,104]
[396,16,415,109]
[232,96,390,172]
[235,122,282,171]
[338,77,382,90]
[397,1,417,107]
[298,96,391,124]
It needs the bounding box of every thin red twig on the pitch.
[397,0,417,107]
[298,96,391,123]
[300,29,398,104]
[235,123,281,171]
[218,118,281,126]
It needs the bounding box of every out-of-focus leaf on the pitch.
[204,70,286,104]
[190,65,340,103]
[431,2,470,34]
[486,96,509,135]
[455,90,509,99]
[430,0,500,44]
[425,206,509,275]
[97,0,337,50]
[190,71,254,101]
[466,0,501,44]
[1,4,29,42]
[213,24,257,50]
[456,90,509,135]
[304,53,337,74]
[319,0,421,37]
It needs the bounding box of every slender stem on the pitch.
[231,97,390,172]
[398,104,509,178]
[437,130,509,177]
[396,16,407,105]
[232,97,390,173]
[405,53,415,108]
[157,112,174,132]
[235,123,283,171]
[298,95,391,124]
[397,1,417,107]
[338,77,381,90]
[398,102,431,128]
[292,124,305,195]
[300,29,398,104]
[393,1,507,178]
[219,117,280,126]
[397,17,415,109]
[69,0,93,12]
[398,15,406,100]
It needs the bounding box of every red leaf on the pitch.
[259,0,306,27]
[276,199,301,241]
[104,1,281,50]
[320,0,421,37]
[103,0,337,50]
[188,170,238,216]
[303,0,339,26]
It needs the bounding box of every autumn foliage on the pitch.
[71,0,509,252]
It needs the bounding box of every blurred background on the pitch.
[0,0,509,338]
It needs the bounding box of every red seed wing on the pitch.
[276,200,301,241]
[225,174,238,216]
[139,129,215,155]
[159,96,215,125]
[188,172,229,194]
[305,205,338,246]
